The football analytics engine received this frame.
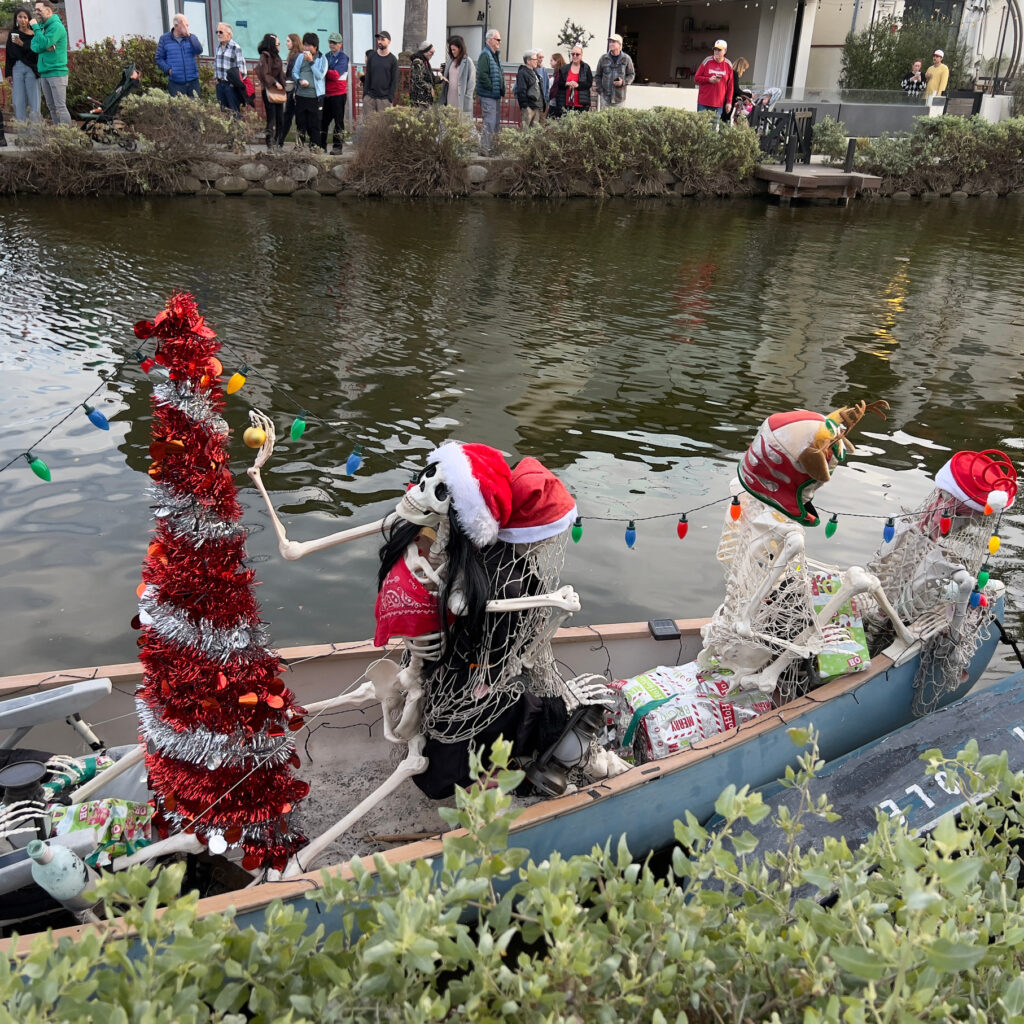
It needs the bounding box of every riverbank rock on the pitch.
[951,190,969,201]
[330,164,348,182]
[466,163,488,185]
[292,163,320,184]
[215,175,249,195]
[315,178,342,195]
[174,175,202,195]
[191,161,229,183]
[264,175,297,196]
[238,162,268,181]
[892,191,911,201]
[293,188,322,200]
[244,187,273,198]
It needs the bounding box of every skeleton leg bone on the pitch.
[282,734,429,878]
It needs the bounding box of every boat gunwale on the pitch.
[0,620,900,956]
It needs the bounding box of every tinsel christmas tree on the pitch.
[133,293,308,872]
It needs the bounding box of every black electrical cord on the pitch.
[994,617,1024,670]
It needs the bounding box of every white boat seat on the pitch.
[0,679,112,751]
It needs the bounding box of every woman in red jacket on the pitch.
[694,39,733,120]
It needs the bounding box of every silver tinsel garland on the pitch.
[139,585,271,663]
[153,377,228,434]
[136,702,296,767]
[148,484,246,544]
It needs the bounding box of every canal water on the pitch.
[1,196,1022,680]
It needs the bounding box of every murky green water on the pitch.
[1,195,1022,679]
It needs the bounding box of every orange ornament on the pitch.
[266,694,285,709]
[136,583,147,598]
[238,692,259,706]
[207,357,223,376]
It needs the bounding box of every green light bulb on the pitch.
[977,565,990,589]
[290,415,307,441]
[825,514,838,539]
[571,516,582,543]
[25,453,51,481]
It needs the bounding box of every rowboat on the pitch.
[0,594,1006,953]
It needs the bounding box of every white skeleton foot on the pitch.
[282,734,429,879]
[583,745,631,780]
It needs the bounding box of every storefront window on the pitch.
[219,0,341,58]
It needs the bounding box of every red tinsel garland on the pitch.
[133,292,308,869]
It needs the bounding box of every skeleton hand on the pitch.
[547,586,582,613]
[563,672,615,711]
[246,409,277,479]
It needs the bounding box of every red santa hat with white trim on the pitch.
[934,448,1017,512]
[497,457,578,544]
[426,441,513,547]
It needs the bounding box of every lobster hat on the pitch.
[497,457,578,543]
[934,449,1018,513]
[426,442,512,547]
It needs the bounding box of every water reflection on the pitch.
[0,195,1022,678]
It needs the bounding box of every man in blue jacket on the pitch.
[156,13,203,98]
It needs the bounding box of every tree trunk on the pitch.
[402,0,428,55]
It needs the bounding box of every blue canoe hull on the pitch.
[271,606,1005,936]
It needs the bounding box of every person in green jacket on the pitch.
[29,1,70,124]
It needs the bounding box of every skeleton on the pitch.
[699,401,919,697]
[245,413,625,878]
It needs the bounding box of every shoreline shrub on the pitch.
[345,106,476,197]
[120,88,258,154]
[496,108,761,197]
[812,114,849,162]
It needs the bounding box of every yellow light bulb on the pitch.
[226,364,250,395]
[989,535,1000,554]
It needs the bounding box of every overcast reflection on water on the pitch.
[1,195,1022,679]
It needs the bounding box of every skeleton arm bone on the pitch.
[485,585,582,615]
[246,410,395,560]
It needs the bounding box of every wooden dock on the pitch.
[754,164,882,204]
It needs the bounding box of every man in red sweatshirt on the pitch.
[694,39,733,120]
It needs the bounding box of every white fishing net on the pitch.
[861,487,995,715]
[420,535,570,743]
[699,494,822,691]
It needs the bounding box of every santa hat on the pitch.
[497,457,578,544]
[934,449,1017,513]
[426,442,512,547]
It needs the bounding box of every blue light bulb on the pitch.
[83,403,109,430]
[882,517,895,544]
[625,520,637,548]
[345,446,364,476]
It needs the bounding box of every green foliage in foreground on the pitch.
[497,108,762,197]
[5,732,1024,1022]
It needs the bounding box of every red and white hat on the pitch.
[497,457,578,544]
[934,449,1017,513]
[426,442,513,547]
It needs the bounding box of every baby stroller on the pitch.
[76,63,140,150]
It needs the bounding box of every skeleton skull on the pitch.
[396,463,452,527]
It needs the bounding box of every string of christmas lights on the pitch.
[1,320,1011,554]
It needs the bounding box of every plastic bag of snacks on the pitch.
[608,662,771,763]
[811,571,871,681]
[50,799,153,867]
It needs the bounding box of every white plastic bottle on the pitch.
[26,839,101,923]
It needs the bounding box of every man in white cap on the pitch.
[694,38,733,120]
[594,33,636,110]
[924,48,948,98]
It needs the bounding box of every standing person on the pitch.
[361,30,398,116]
[476,28,505,151]
[293,32,327,149]
[279,33,303,146]
[440,35,474,118]
[901,58,926,97]
[924,49,949,98]
[409,42,437,107]
[321,32,348,153]
[593,33,635,110]
[155,13,203,98]
[534,48,550,119]
[547,53,565,118]
[29,1,69,125]
[723,56,749,122]
[694,39,733,120]
[514,50,542,129]
[213,22,246,113]
[553,44,593,116]
[5,7,41,125]
[256,33,286,148]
